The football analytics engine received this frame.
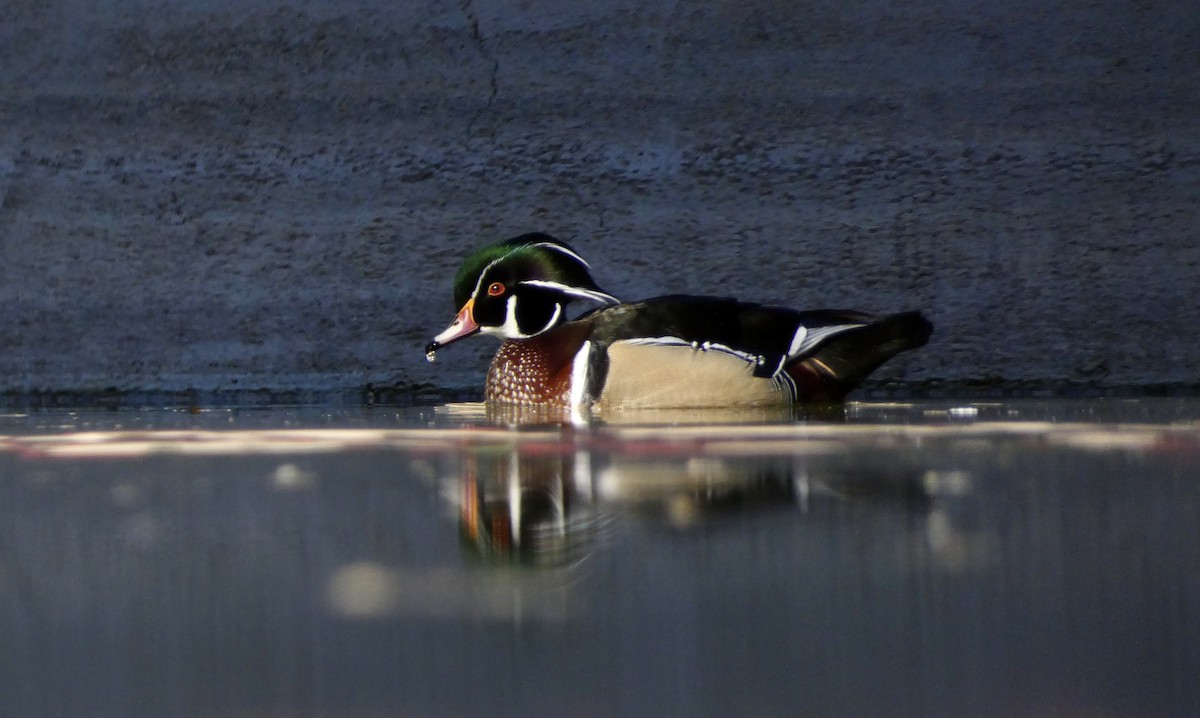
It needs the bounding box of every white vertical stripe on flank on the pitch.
[568,340,593,425]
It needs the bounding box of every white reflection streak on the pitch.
[509,450,522,548]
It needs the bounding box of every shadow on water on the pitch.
[0,400,1198,717]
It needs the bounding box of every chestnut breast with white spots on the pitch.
[484,334,578,405]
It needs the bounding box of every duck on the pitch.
[425,232,932,416]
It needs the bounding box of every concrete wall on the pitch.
[2,0,1198,397]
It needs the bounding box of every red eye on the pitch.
[487,282,505,296]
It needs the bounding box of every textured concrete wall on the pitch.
[2,0,1198,397]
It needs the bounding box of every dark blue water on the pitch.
[1,401,1197,717]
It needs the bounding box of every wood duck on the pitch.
[426,233,932,416]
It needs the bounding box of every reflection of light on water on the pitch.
[119,512,162,552]
[918,471,994,572]
[434,402,489,420]
[0,429,471,458]
[2,422,1195,461]
[924,509,995,572]
[325,561,574,622]
[326,562,401,618]
[269,463,317,491]
[666,495,701,528]
[108,480,142,507]
[923,406,981,421]
[25,470,58,487]
[922,470,973,496]
[700,439,844,456]
[1048,429,1163,451]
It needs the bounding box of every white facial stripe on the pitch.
[790,324,866,358]
[478,295,521,338]
[480,294,563,339]
[518,279,620,305]
[529,241,590,268]
[469,256,504,307]
[539,302,563,335]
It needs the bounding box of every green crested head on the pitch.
[451,237,526,310]
[450,232,615,310]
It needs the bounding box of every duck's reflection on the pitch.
[458,445,608,567]
[453,438,932,566]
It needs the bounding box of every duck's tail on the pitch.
[784,311,933,402]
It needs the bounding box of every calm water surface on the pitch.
[0,400,1198,717]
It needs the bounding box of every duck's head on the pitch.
[426,233,618,357]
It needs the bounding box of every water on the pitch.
[1,400,1198,717]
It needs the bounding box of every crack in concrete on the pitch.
[459,0,499,143]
